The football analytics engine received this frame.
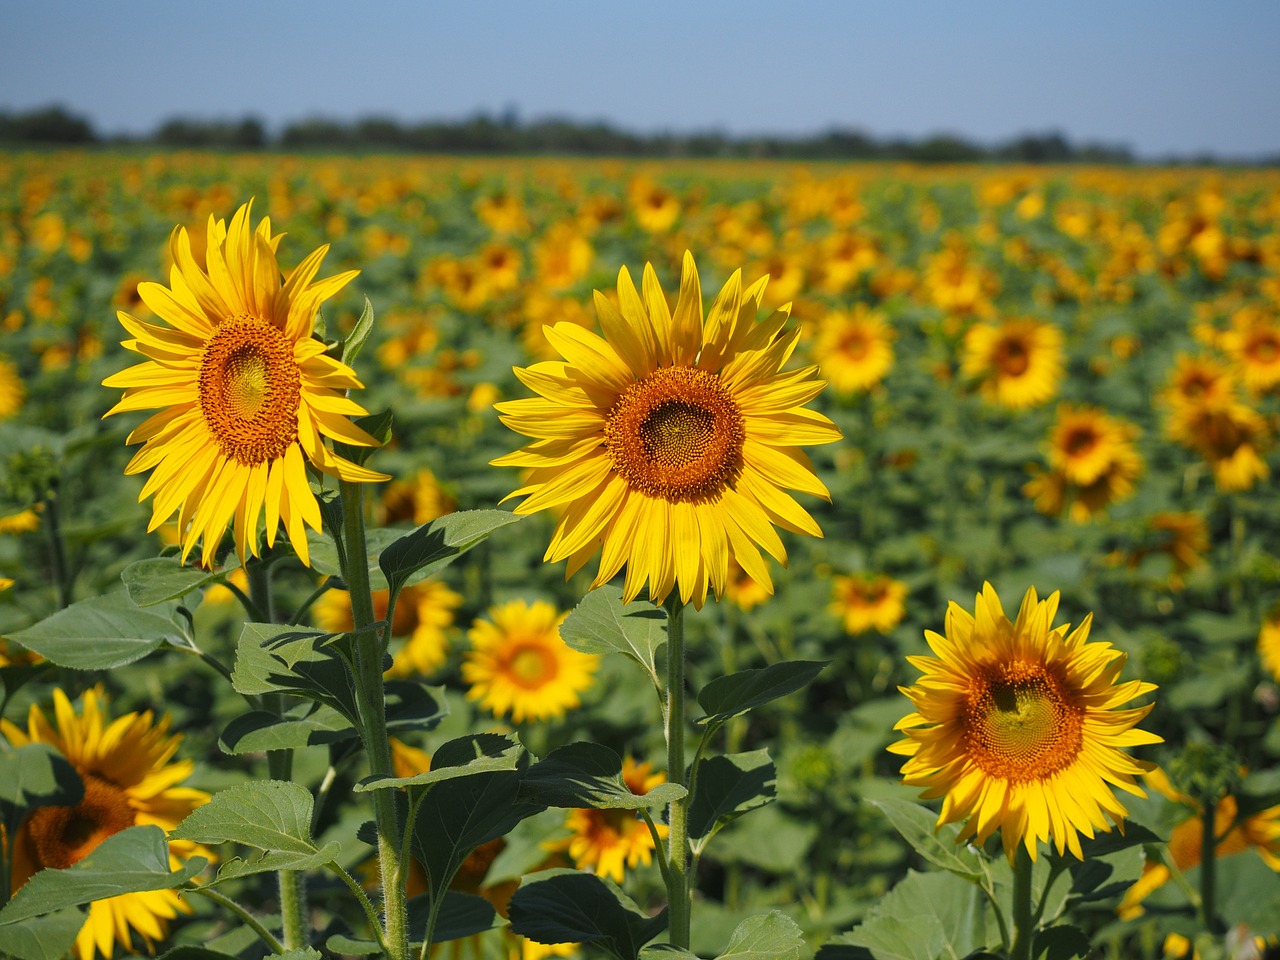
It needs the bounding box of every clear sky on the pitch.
[3,0,1279,159]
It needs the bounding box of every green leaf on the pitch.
[639,947,698,959]
[1202,850,1280,931]
[413,769,544,900]
[696,661,828,726]
[688,750,775,850]
[507,869,668,960]
[380,510,523,598]
[306,526,407,588]
[121,556,237,606]
[170,780,340,878]
[712,804,817,873]
[867,797,985,881]
[219,704,354,754]
[384,681,447,734]
[328,891,499,953]
[356,733,523,791]
[0,826,205,926]
[230,623,358,719]
[341,297,376,368]
[0,906,87,960]
[840,869,999,960]
[716,912,805,960]
[0,743,83,837]
[7,595,182,669]
[559,586,667,682]
[1032,926,1090,960]
[521,741,686,811]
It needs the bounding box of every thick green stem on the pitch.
[1010,847,1034,960]
[340,479,410,960]
[42,487,72,609]
[1199,801,1219,933]
[663,595,691,949]
[250,560,307,950]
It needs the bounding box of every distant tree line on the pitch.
[0,103,1270,166]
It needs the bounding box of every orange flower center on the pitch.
[1063,426,1101,458]
[199,315,301,465]
[994,336,1031,377]
[1247,333,1280,364]
[605,367,744,503]
[963,659,1084,783]
[840,330,871,360]
[503,640,558,689]
[26,773,135,870]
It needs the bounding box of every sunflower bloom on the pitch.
[1,689,211,960]
[813,305,895,395]
[0,355,25,420]
[889,583,1161,862]
[102,201,389,568]
[830,573,908,635]
[1117,768,1280,918]
[961,317,1064,410]
[493,252,841,608]
[463,599,599,723]
[547,758,668,883]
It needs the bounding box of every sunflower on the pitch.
[547,758,668,883]
[1117,767,1280,918]
[101,201,388,569]
[1,688,211,960]
[1159,352,1236,412]
[0,354,25,420]
[812,305,895,395]
[829,573,908,635]
[1046,405,1139,486]
[961,317,1064,409]
[889,583,1161,862]
[1167,399,1270,493]
[493,252,841,608]
[462,600,599,723]
[1119,512,1209,591]
[313,580,463,678]
[1222,310,1280,394]
[628,177,680,233]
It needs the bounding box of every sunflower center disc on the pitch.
[605,366,744,503]
[506,641,557,689]
[965,662,1084,782]
[1064,427,1100,457]
[199,315,301,466]
[27,773,135,870]
[995,337,1030,376]
[1249,334,1279,363]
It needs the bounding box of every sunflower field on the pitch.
[1,150,1279,960]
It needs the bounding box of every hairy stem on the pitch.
[663,595,691,949]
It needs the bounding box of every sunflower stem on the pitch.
[339,478,410,960]
[663,594,692,950]
[189,885,286,954]
[250,559,308,950]
[42,484,72,610]
[1010,846,1035,960]
[1198,799,1220,933]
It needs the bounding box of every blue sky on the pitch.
[3,0,1278,159]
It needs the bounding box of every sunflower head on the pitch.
[493,252,840,608]
[103,200,389,568]
[890,583,1162,863]
[961,317,1064,409]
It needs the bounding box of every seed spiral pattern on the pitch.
[198,315,301,465]
[604,366,745,503]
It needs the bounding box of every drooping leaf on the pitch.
[0,826,205,926]
[0,906,87,960]
[1032,926,1091,960]
[219,704,354,754]
[688,750,775,850]
[7,595,182,669]
[328,891,499,953]
[508,869,668,960]
[697,661,828,727]
[716,911,805,960]
[121,556,236,607]
[380,510,523,598]
[0,742,83,837]
[559,586,666,682]
[839,869,1000,960]
[867,797,986,881]
[230,623,358,719]
[356,733,523,792]
[521,741,686,811]
[413,768,544,899]
[170,780,340,877]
